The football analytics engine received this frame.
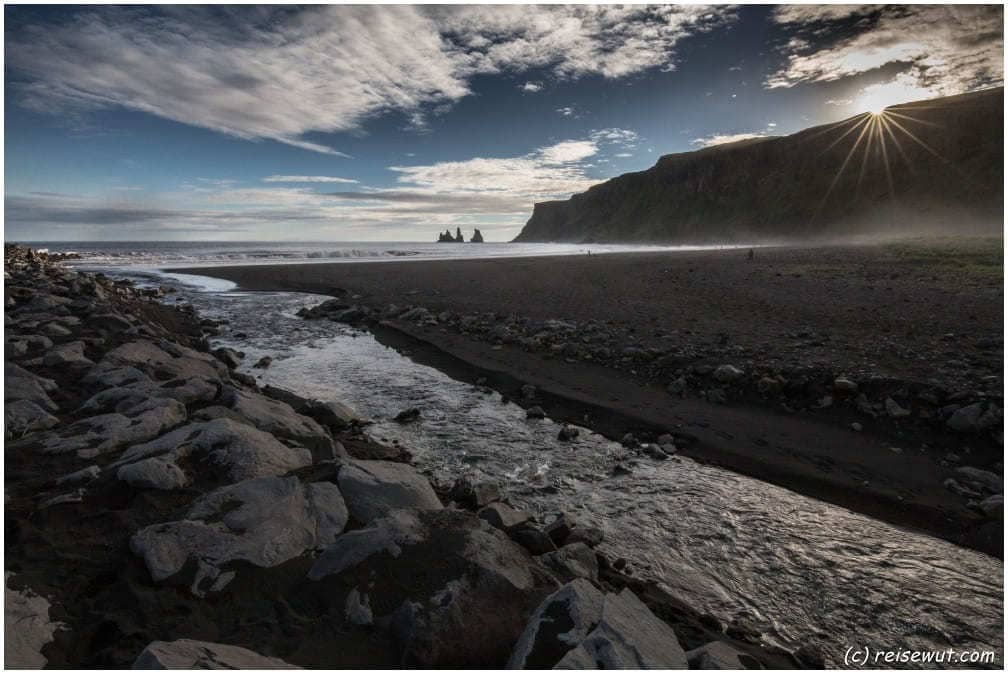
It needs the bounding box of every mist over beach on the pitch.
[4,3,1004,670]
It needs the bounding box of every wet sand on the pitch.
[175,237,1004,555]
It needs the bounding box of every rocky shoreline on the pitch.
[4,244,807,668]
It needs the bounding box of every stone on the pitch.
[507,580,606,669]
[565,525,604,548]
[337,460,442,524]
[212,347,244,369]
[131,476,347,595]
[5,575,60,669]
[620,433,639,448]
[510,524,557,555]
[451,476,502,509]
[223,387,335,454]
[947,402,1002,433]
[833,378,859,395]
[526,406,546,420]
[553,588,688,668]
[953,466,1002,494]
[253,355,273,369]
[132,639,300,669]
[113,419,313,487]
[713,365,744,383]
[55,465,101,486]
[557,425,580,442]
[40,398,187,458]
[394,407,421,423]
[311,509,554,668]
[540,542,599,583]
[478,502,531,531]
[686,640,762,669]
[42,340,93,369]
[545,513,575,546]
[885,398,910,418]
[978,494,1003,520]
[102,340,225,382]
[5,365,59,412]
[5,399,60,437]
[345,588,374,626]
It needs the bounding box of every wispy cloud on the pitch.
[8,6,731,155]
[767,5,1004,95]
[691,122,778,148]
[521,81,544,93]
[263,175,359,184]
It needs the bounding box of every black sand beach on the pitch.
[177,237,1005,556]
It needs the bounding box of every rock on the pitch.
[565,525,604,548]
[5,399,60,437]
[620,433,639,448]
[885,398,910,418]
[212,347,244,369]
[113,419,312,487]
[310,509,554,667]
[132,639,300,669]
[978,494,1003,520]
[554,588,688,668]
[509,524,558,555]
[102,340,225,382]
[451,476,502,509]
[5,363,59,411]
[557,425,580,442]
[5,575,60,669]
[947,402,1002,433]
[79,376,218,412]
[953,466,1002,494]
[521,384,537,401]
[642,444,668,460]
[686,640,762,669]
[540,542,598,583]
[833,377,859,395]
[337,460,442,524]
[850,422,863,432]
[261,385,361,430]
[39,489,85,508]
[526,406,546,419]
[42,340,93,369]
[394,407,421,423]
[507,580,606,669]
[40,398,187,458]
[55,465,101,486]
[713,365,744,383]
[345,588,374,626]
[666,376,688,395]
[253,355,273,369]
[478,502,531,530]
[509,581,687,669]
[223,387,335,454]
[756,377,781,395]
[131,476,347,595]
[545,513,575,546]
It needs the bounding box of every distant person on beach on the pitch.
[747,248,755,261]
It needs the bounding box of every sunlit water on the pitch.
[121,273,1004,667]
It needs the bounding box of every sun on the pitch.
[854,78,937,116]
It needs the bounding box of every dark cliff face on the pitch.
[514,88,1004,243]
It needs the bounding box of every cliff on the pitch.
[514,88,1004,243]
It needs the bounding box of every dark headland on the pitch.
[515,88,1003,243]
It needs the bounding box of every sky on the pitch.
[4,4,1004,242]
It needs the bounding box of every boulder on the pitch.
[713,365,744,383]
[553,588,688,668]
[478,502,531,531]
[5,363,59,411]
[131,476,347,595]
[686,641,762,669]
[40,398,187,458]
[540,542,598,583]
[222,387,335,454]
[212,347,244,369]
[337,460,442,524]
[309,509,555,667]
[113,419,313,488]
[5,399,60,437]
[394,407,421,423]
[947,402,1002,433]
[450,476,502,509]
[102,340,225,382]
[132,639,300,669]
[507,580,606,669]
[510,523,558,555]
[832,377,858,395]
[884,398,910,418]
[978,494,1003,520]
[262,385,360,430]
[5,575,60,669]
[42,340,93,369]
[953,466,1002,494]
[526,406,546,420]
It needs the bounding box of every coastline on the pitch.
[173,237,1005,557]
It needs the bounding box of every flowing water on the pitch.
[112,270,1004,667]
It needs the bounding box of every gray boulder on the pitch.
[5,362,59,411]
[40,398,187,458]
[478,502,531,531]
[686,641,762,669]
[5,399,60,437]
[947,402,1002,433]
[337,460,442,524]
[113,419,312,488]
[132,476,347,596]
[713,365,744,383]
[540,542,599,583]
[953,466,1002,494]
[507,579,607,669]
[5,575,60,669]
[222,387,335,454]
[102,340,225,382]
[42,340,93,369]
[132,639,300,669]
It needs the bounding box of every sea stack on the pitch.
[471,229,484,243]
[455,227,465,242]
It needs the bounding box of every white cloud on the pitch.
[691,132,768,148]
[556,106,575,116]
[521,81,544,93]
[8,6,732,153]
[263,175,358,184]
[767,5,1003,95]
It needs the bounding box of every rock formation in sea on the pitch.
[514,88,1003,243]
[4,243,809,668]
[470,228,485,243]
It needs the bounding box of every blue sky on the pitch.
[4,4,1003,241]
